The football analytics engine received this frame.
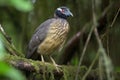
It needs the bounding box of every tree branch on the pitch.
[3,54,108,80]
[0,24,24,57]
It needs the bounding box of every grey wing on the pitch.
[26,19,55,58]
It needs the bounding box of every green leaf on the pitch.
[0,36,5,60]
[0,61,26,80]
[10,0,33,12]
[0,0,33,12]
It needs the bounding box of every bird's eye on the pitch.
[61,9,65,13]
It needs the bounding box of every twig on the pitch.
[0,24,12,44]
[92,0,114,80]
[107,8,120,56]
[82,49,100,80]
[75,13,95,80]
[75,1,113,80]
[0,24,24,57]
[92,1,104,79]
[110,8,120,27]
[75,0,113,80]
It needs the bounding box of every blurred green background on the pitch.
[0,0,120,79]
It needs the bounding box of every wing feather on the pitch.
[26,18,55,58]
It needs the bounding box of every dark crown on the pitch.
[55,6,73,19]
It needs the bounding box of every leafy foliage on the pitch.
[0,0,33,12]
[0,0,33,79]
[0,37,26,80]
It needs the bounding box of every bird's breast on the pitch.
[37,19,69,55]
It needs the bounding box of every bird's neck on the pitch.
[54,14,67,20]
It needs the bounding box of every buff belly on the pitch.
[37,35,64,55]
[37,19,69,55]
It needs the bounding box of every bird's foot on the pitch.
[53,63,62,72]
[40,55,46,66]
[55,64,61,67]
[50,56,62,72]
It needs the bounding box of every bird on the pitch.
[26,6,73,71]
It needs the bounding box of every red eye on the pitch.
[62,9,65,13]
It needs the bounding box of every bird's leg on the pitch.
[41,55,45,62]
[50,56,60,72]
[41,55,46,80]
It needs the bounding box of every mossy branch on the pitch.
[3,54,107,80]
[0,24,24,57]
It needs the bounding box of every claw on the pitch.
[50,56,61,72]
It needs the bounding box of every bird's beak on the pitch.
[67,10,73,17]
[60,8,73,18]
[69,11,73,17]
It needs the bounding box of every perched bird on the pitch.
[26,6,73,71]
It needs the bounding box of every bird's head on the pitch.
[54,6,73,19]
